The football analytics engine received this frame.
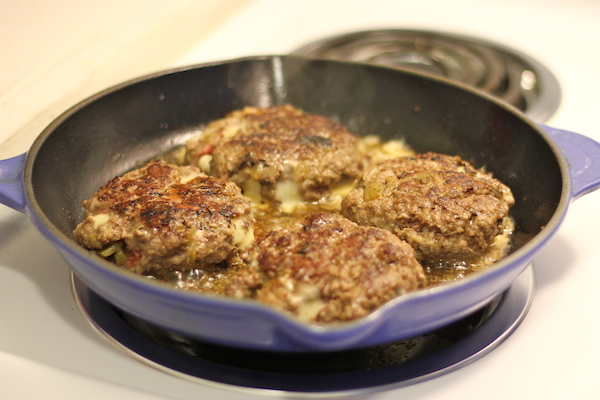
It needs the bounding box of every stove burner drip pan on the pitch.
[292,29,561,122]
[71,266,535,395]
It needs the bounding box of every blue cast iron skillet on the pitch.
[1,56,599,351]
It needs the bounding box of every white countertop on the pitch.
[2,1,600,399]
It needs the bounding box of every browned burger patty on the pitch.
[225,212,426,323]
[341,152,515,265]
[73,159,255,274]
[185,105,362,208]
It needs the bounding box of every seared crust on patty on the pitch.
[185,105,362,205]
[225,212,425,323]
[341,152,515,264]
[72,104,519,324]
[73,159,254,274]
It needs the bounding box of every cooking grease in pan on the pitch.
[73,105,516,323]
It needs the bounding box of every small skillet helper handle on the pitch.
[0,153,28,213]
[540,124,600,201]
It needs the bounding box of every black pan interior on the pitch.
[29,56,562,253]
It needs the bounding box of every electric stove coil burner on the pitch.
[292,29,561,122]
[71,266,535,395]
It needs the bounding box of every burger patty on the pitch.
[225,212,426,323]
[341,152,515,265]
[73,159,255,274]
[185,105,362,210]
[73,105,517,323]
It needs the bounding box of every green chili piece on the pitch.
[113,245,127,266]
[97,242,127,266]
[97,242,120,257]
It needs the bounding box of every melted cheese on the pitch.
[274,180,305,214]
[242,179,263,206]
[222,124,241,138]
[357,135,414,162]
[180,170,201,184]
[318,177,356,211]
[197,154,212,174]
[294,283,325,322]
[232,219,255,249]
[91,213,110,229]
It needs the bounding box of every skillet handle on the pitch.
[0,153,28,213]
[540,124,600,201]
